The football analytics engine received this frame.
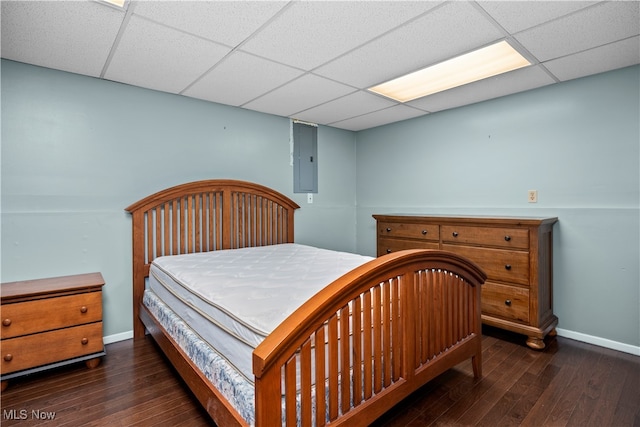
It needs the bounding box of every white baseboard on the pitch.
[103,330,134,345]
[556,328,640,356]
[103,328,640,357]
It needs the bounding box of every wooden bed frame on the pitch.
[126,179,487,426]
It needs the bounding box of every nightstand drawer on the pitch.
[441,225,529,249]
[378,222,439,240]
[377,237,440,256]
[1,292,102,339]
[442,245,529,285]
[481,282,529,323]
[1,322,103,375]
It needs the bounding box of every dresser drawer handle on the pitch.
[386,248,392,254]
[2,319,11,327]
[80,306,88,314]
[452,232,459,237]
[505,264,512,270]
[3,354,13,362]
[504,235,511,241]
[505,299,512,306]
[386,227,391,232]
[81,338,89,345]
[421,230,428,235]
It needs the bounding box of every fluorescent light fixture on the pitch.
[100,0,126,8]
[368,40,531,102]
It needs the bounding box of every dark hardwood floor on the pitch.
[2,327,638,426]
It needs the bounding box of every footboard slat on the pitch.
[383,279,392,388]
[285,356,296,426]
[362,289,373,400]
[254,249,486,427]
[352,296,363,408]
[340,305,351,415]
[327,315,339,422]
[392,278,402,382]
[373,285,383,394]
[314,327,326,427]
[300,339,312,425]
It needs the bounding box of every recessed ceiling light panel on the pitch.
[368,40,531,102]
[97,0,127,9]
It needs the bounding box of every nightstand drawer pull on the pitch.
[2,319,11,327]
[386,248,391,253]
[505,264,512,270]
[422,230,427,235]
[81,338,89,345]
[80,306,88,313]
[504,235,511,241]
[452,232,458,237]
[386,227,391,232]
[4,354,13,362]
[505,299,512,306]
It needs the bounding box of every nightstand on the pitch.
[1,272,106,390]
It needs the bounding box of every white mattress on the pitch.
[148,243,373,383]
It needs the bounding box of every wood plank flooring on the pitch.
[2,327,638,426]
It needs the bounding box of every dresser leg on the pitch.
[85,357,102,369]
[1,380,8,392]
[548,328,557,337]
[526,336,545,350]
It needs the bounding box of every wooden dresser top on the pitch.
[373,214,558,226]
[1,273,105,303]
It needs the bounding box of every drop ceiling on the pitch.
[2,1,639,131]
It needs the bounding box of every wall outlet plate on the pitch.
[528,190,538,203]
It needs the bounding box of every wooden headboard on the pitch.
[125,179,300,338]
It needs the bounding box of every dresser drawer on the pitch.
[442,245,529,285]
[377,237,440,256]
[441,225,529,249]
[1,291,102,339]
[1,322,103,375]
[481,282,529,323]
[378,222,439,241]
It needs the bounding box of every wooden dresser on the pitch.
[374,214,558,349]
[1,272,106,390]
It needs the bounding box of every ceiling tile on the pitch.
[544,36,640,82]
[239,1,443,70]
[314,1,505,89]
[477,1,597,33]
[330,105,428,132]
[0,1,124,77]
[2,0,638,131]
[104,15,230,94]
[243,74,356,118]
[183,51,304,106]
[132,1,288,47]
[407,65,556,113]
[515,1,640,62]
[293,90,397,125]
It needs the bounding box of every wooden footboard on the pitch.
[254,249,486,426]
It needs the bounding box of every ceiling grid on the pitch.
[1,0,638,131]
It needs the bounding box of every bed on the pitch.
[125,179,487,426]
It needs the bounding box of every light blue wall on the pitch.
[2,59,638,351]
[0,59,358,338]
[355,65,640,349]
